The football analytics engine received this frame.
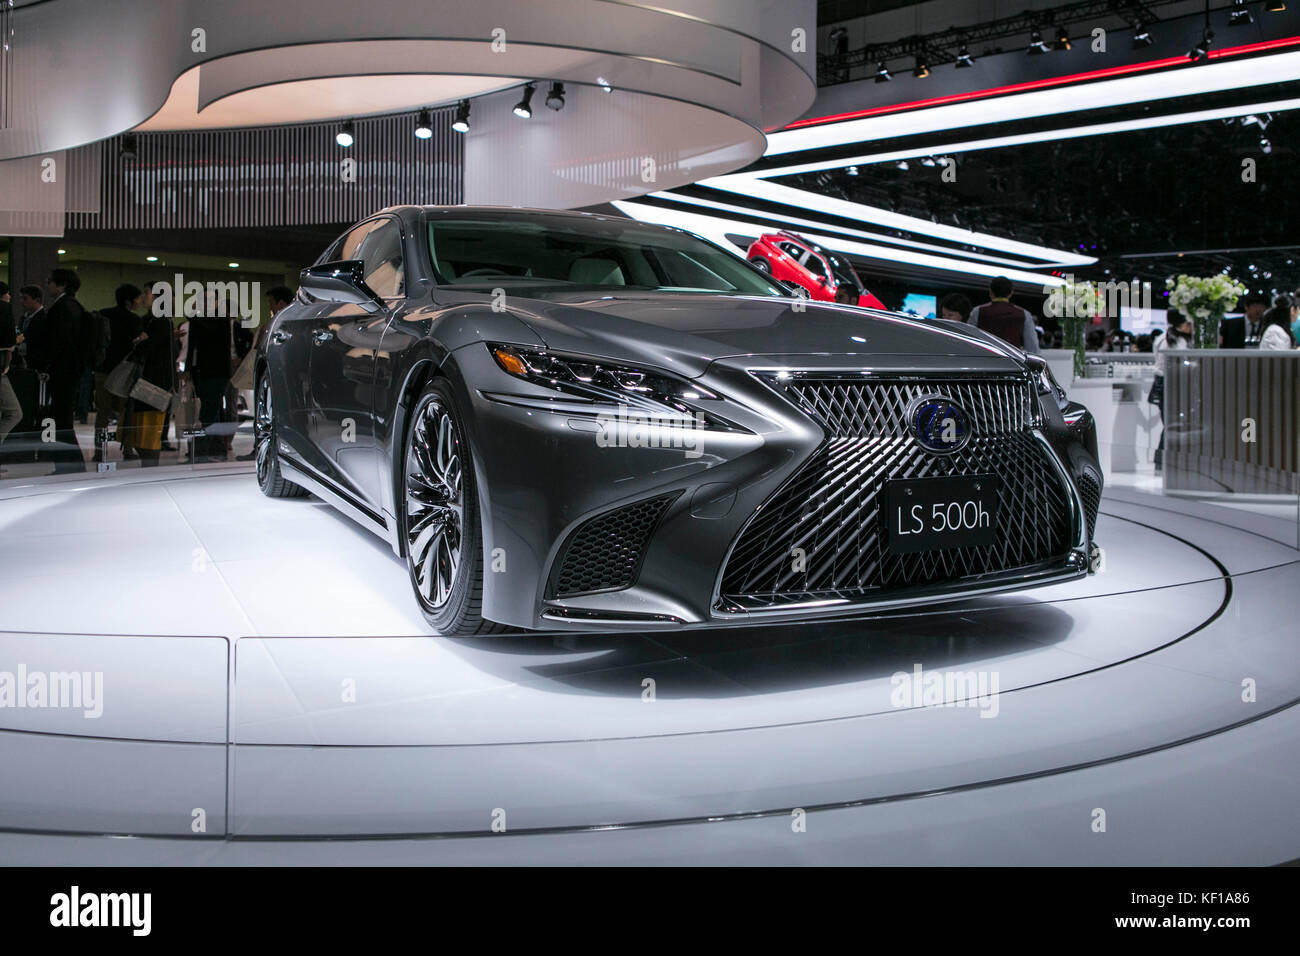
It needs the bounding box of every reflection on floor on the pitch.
[0,472,1297,864]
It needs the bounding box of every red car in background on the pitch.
[746,231,886,309]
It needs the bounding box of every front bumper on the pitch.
[452,345,1102,631]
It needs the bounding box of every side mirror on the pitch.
[299,260,385,312]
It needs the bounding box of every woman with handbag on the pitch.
[1150,312,1193,473]
[119,311,176,467]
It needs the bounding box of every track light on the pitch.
[1266,0,1285,11]
[1132,22,1153,47]
[874,60,892,82]
[414,109,432,139]
[452,99,470,134]
[335,121,354,148]
[1229,0,1254,25]
[895,160,909,171]
[920,156,937,167]
[1188,29,1213,61]
[513,84,535,119]
[119,133,138,160]
[545,82,566,111]
[955,45,975,67]
[1028,29,1050,54]
[1054,27,1072,51]
[1261,137,1273,154]
[596,76,613,92]
[913,54,930,78]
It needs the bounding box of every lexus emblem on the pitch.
[909,396,971,454]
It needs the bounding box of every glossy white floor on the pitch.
[1,470,1298,864]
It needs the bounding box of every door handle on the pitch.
[270,330,290,344]
[312,329,334,345]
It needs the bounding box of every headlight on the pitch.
[487,343,738,429]
[1025,354,1067,408]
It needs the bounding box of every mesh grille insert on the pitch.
[718,375,1073,609]
[552,493,677,598]
[1078,471,1101,541]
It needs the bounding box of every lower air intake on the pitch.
[551,493,677,598]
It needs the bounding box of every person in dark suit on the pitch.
[93,283,144,462]
[186,296,236,462]
[966,276,1041,353]
[1222,294,1267,348]
[42,269,91,473]
[14,286,45,370]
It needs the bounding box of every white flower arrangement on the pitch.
[1166,274,1248,348]
[1166,274,1247,319]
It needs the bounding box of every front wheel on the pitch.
[255,372,308,499]
[750,258,771,274]
[402,379,505,634]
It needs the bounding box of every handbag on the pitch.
[104,353,143,398]
[128,376,174,412]
[229,346,256,391]
[1147,375,1164,406]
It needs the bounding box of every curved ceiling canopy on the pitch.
[0,0,816,207]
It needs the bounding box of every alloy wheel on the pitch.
[405,396,465,610]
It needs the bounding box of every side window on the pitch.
[355,219,405,299]
[777,241,802,258]
[339,219,383,262]
[804,253,827,279]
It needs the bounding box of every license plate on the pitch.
[883,475,1001,554]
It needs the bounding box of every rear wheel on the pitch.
[255,372,308,499]
[402,379,507,635]
[750,258,771,273]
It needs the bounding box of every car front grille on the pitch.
[551,493,678,598]
[717,374,1075,611]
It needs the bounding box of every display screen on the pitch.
[901,293,937,319]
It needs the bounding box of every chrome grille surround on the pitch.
[716,372,1078,612]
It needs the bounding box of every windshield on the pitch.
[427,214,784,297]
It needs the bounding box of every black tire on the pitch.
[255,371,308,499]
[750,258,771,273]
[401,378,508,635]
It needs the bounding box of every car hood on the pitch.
[495,290,1022,378]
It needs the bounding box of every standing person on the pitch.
[0,283,22,469]
[92,283,144,462]
[1259,296,1298,351]
[966,276,1041,353]
[1150,312,1194,473]
[938,293,972,324]
[14,286,45,369]
[42,269,91,473]
[118,303,175,467]
[186,294,236,462]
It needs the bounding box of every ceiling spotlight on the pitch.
[335,121,354,148]
[874,60,893,82]
[913,54,930,78]
[545,82,566,111]
[228,263,240,269]
[1187,29,1213,61]
[1054,27,1072,51]
[920,156,937,167]
[955,45,975,67]
[1261,137,1273,154]
[145,255,157,262]
[895,160,909,171]
[596,76,613,92]
[58,249,67,255]
[1028,30,1050,54]
[452,99,470,134]
[1229,0,1254,25]
[119,133,137,160]
[414,109,432,139]
[1266,0,1285,11]
[513,84,536,119]
[846,165,859,176]
[1132,22,1153,47]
